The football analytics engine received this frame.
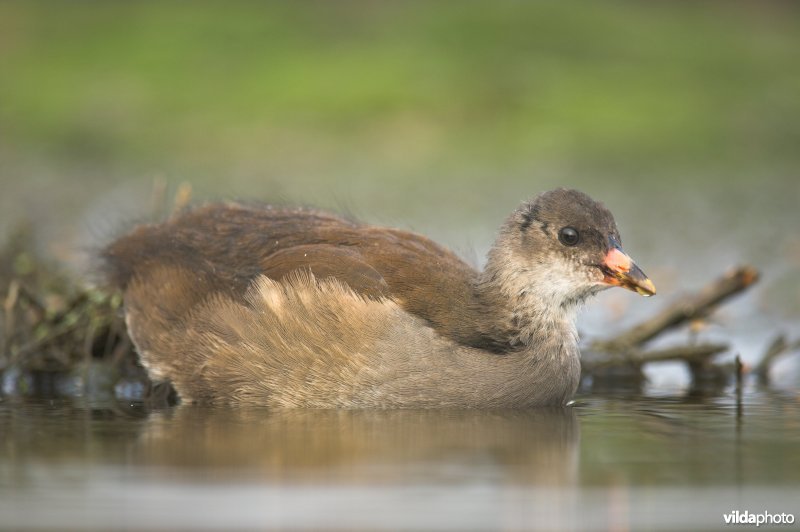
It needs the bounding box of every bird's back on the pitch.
[102,203,486,345]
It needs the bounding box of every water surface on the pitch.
[1,391,798,531]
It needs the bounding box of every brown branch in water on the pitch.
[583,343,728,372]
[584,266,760,382]
[3,281,20,348]
[592,265,759,353]
[753,334,800,385]
[631,343,729,364]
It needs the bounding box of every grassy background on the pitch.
[0,1,798,362]
[3,2,799,172]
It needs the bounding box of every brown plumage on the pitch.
[102,188,655,408]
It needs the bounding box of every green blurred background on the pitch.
[1,1,798,373]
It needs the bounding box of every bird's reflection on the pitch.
[136,406,579,485]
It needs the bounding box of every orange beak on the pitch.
[601,239,656,297]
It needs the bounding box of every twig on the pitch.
[735,355,743,389]
[753,334,800,385]
[16,283,47,316]
[110,334,132,366]
[13,318,84,360]
[172,182,193,216]
[592,266,759,352]
[3,280,20,350]
[632,343,729,364]
[583,343,728,372]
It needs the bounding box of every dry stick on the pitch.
[3,281,49,356]
[3,280,19,334]
[17,284,47,317]
[582,343,728,372]
[110,334,132,366]
[82,320,97,363]
[735,355,744,418]
[753,334,800,385]
[13,318,83,360]
[171,182,193,216]
[102,314,121,359]
[592,265,760,353]
[2,280,20,359]
[628,343,729,365]
[735,355,744,388]
[12,293,90,361]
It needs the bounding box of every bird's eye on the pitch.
[558,227,580,246]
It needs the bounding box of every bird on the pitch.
[101,188,655,408]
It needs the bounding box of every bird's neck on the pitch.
[471,242,581,351]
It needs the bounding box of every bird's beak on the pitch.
[601,238,656,297]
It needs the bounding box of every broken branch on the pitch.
[592,265,759,352]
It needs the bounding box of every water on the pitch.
[2,391,798,531]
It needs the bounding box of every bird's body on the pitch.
[102,189,654,407]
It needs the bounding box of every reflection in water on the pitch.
[137,407,579,484]
[1,394,799,531]
[0,401,582,530]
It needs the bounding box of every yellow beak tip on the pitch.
[636,279,657,297]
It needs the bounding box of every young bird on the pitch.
[102,188,655,408]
